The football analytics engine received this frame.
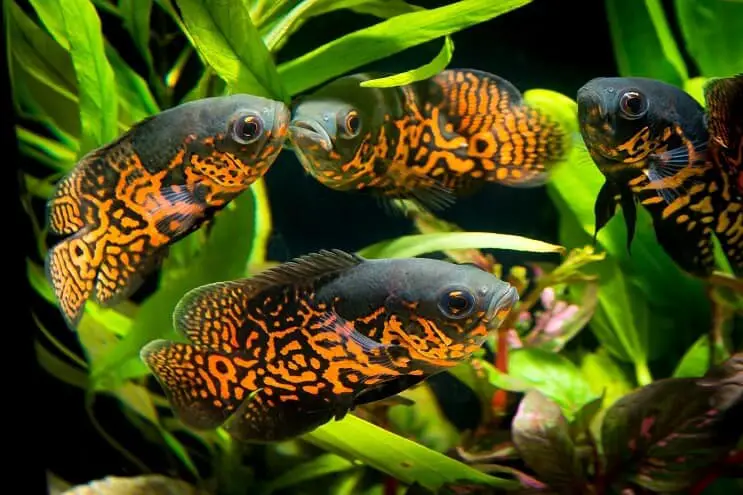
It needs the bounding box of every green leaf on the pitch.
[673,334,712,378]
[90,191,259,388]
[174,0,288,101]
[601,355,743,492]
[674,0,743,78]
[578,348,633,410]
[360,35,454,89]
[507,348,600,421]
[605,0,688,86]
[118,0,154,68]
[277,0,532,96]
[357,232,564,260]
[7,1,80,138]
[387,382,461,453]
[160,429,201,478]
[30,0,119,154]
[303,415,518,491]
[511,390,586,493]
[106,43,160,127]
[259,453,356,495]
[35,341,88,389]
[16,127,77,171]
[261,0,422,53]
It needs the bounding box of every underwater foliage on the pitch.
[9,0,742,494]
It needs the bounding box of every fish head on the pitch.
[184,94,290,190]
[577,77,707,177]
[289,74,388,191]
[376,259,518,369]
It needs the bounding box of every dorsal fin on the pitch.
[250,249,365,287]
[171,249,365,348]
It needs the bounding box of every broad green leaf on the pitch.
[601,356,743,492]
[361,35,454,89]
[605,0,688,86]
[119,0,154,68]
[30,0,119,154]
[258,453,356,495]
[174,0,288,101]
[507,348,600,421]
[674,334,713,378]
[684,76,709,106]
[90,191,259,387]
[357,232,564,259]
[579,348,633,409]
[387,382,461,453]
[511,390,586,493]
[278,0,532,96]
[674,0,743,78]
[303,415,518,491]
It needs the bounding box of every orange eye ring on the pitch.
[344,110,360,137]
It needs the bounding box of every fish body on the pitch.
[141,249,517,442]
[289,69,569,212]
[46,95,290,329]
[576,76,743,277]
[705,74,743,195]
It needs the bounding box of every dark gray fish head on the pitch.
[576,77,707,170]
[327,257,518,370]
[179,94,291,190]
[288,74,390,191]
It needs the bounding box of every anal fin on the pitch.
[140,340,254,430]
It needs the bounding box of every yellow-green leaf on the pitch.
[361,35,454,89]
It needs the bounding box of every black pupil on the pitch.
[624,93,644,114]
[348,115,359,133]
[448,292,470,313]
[242,119,259,139]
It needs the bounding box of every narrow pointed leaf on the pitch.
[361,35,454,88]
[357,232,564,260]
[278,0,532,96]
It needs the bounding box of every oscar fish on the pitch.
[46,95,290,329]
[704,74,743,195]
[288,69,569,212]
[140,249,518,442]
[576,76,743,277]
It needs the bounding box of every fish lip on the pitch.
[485,286,519,325]
[289,119,333,152]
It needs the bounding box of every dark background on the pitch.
[8,0,702,491]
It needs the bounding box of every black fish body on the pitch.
[577,76,743,277]
[46,95,290,329]
[141,250,517,442]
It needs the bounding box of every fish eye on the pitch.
[232,113,264,144]
[438,288,476,319]
[344,110,361,137]
[619,91,648,120]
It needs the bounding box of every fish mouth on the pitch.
[288,119,333,152]
[485,285,519,326]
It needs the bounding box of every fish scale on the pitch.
[45,95,290,329]
[141,249,518,443]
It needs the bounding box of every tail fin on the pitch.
[140,339,256,430]
[45,229,99,329]
[427,69,570,188]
